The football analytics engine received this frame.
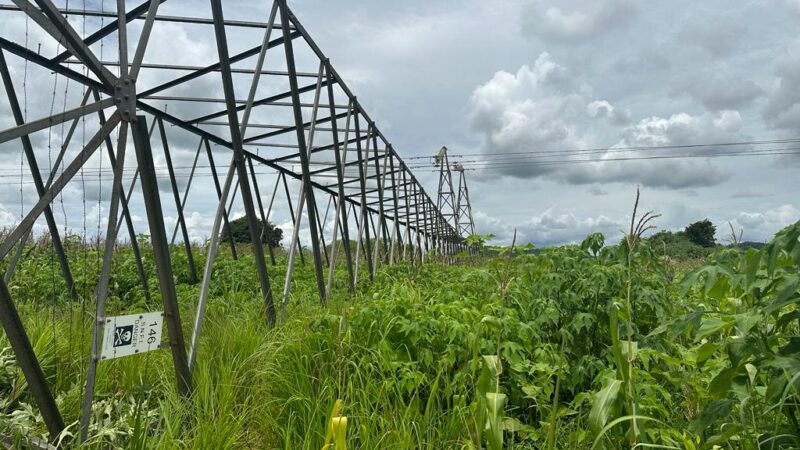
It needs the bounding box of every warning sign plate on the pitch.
[100,312,164,360]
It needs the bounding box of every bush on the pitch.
[648,229,715,259]
[685,219,716,247]
[220,216,283,247]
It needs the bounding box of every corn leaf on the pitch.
[589,378,622,435]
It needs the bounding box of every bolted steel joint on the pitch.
[113,76,137,122]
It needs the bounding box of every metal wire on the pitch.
[407,147,800,171]
[404,137,800,160]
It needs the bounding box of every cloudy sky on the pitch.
[0,0,799,247]
[287,0,800,245]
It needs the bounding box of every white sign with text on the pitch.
[100,312,163,360]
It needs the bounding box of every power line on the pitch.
[406,147,800,170]
[0,171,280,186]
[5,146,791,183]
[438,147,800,166]
[403,137,800,160]
[450,144,798,163]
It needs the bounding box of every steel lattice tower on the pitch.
[435,146,457,229]
[435,146,458,252]
[0,0,466,441]
[453,163,475,237]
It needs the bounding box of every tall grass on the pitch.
[0,222,798,448]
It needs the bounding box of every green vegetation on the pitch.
[685,219,717,248]
[0,220,799,449]
[648,229,715,260]
[648,219,721,262]
[648,219,769,263]
[220,216,283,247]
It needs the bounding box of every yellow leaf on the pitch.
[332,416,347,450]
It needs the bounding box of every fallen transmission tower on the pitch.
[0,0,465,442]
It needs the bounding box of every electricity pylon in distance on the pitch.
[435,146,457,230]
[453,162,475,238]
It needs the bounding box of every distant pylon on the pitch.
[453,163,475,237]
[435,146,457,231]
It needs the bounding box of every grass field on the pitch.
[1,221,799,449]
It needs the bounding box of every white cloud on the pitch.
[557,110,744,188]
[182,211,215,243]
[0,204,18,228]
[621,111,742,145]
[587,100,631,125]
[587,100,613,118]
[732,205,800,242]
[713,110,743,132]
[470,57,574,131]
[468,54,742,188]
[468,54,594,178]
[476,207,624,246]
[473,210,515,244]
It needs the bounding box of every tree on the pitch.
[221,216,283,248]
[648,230,714,259]
[685,219,716,247]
